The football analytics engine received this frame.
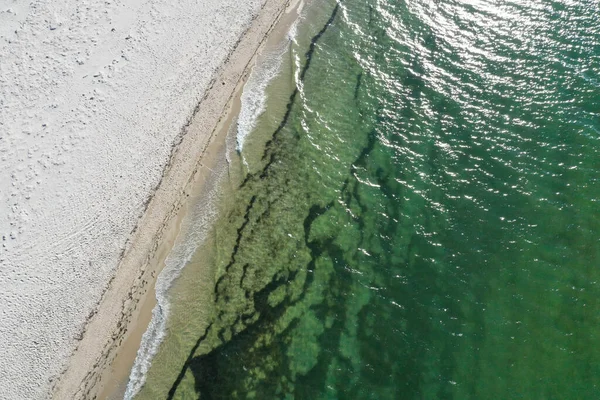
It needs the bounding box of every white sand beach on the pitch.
[0,0,290,398]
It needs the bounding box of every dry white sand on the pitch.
[0,0,283,398]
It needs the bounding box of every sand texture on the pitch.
[0,0,287,398]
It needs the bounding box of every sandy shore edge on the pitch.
[51,1,293,398]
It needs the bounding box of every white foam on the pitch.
[236,40,290,152]
[125,8,308,398]
[124,162,225,399]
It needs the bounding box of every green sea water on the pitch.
[136,0,600,398]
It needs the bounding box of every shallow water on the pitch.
[137,0,600,398]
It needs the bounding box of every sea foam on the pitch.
[125,20,302,399]
[123,170,223,400]
[236,26,298,152]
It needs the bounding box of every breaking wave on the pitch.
[125,15,304,399]
[236,23,299,152]
[123,164,224,400]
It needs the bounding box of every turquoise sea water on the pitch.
[137,0,600,398]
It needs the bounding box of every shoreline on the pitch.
[51,1,298,398]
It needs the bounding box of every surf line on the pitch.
[165,3,341,397]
